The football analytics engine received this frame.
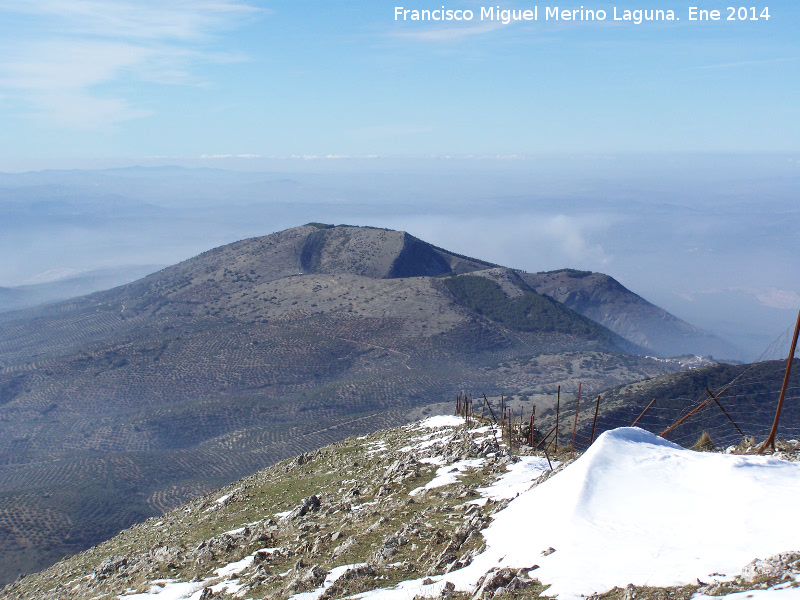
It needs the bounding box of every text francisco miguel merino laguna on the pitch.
[396,6,684,24]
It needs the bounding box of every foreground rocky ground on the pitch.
[3,416,800,600]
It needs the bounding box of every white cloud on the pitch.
[0,0,261,40]
[2,40,152,91]
[383,213,613,272]
[686,287,800,311]
[392,22,505,43]
[36,90,152,130]
[0,0,261,129]
[532,214,611,265]
[200,154,263,158]
[754,288,800,310]
[694,57,800,71]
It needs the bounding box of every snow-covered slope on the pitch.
[358,427,800,600]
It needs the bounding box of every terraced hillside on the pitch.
[519,269,741,359]
[534,358,800,453]
[0,224,690,583]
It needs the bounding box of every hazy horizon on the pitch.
[1,155,798,362]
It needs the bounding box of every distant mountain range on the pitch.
[0,265,164,313]
[519,269,741,359]
[0,223,738,583]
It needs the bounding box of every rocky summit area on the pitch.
[2,415,543,600]
[4,415,800,600]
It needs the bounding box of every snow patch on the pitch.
[120,548,271,599]
[214,555,253,578]
[409,458,484,496]
[355,427,800,600]
[695,586,800,599]
[476,455,554,501]
[223,526,246,536]
[288,563,369,600]
[416,415,463,429]
[119,579,203,600]
[398,437,450,453]
[365,441,388,456]
[419,456,446,466]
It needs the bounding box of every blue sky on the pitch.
[0,2,798,360]
[0,0,798,162]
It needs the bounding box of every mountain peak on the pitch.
[150,224,494,290]
[0,223,737,583]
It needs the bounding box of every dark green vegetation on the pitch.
[443,275,628,347]
[519,269,741,359]
[0,224,704,583]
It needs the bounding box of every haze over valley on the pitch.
[2,156,798,361]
